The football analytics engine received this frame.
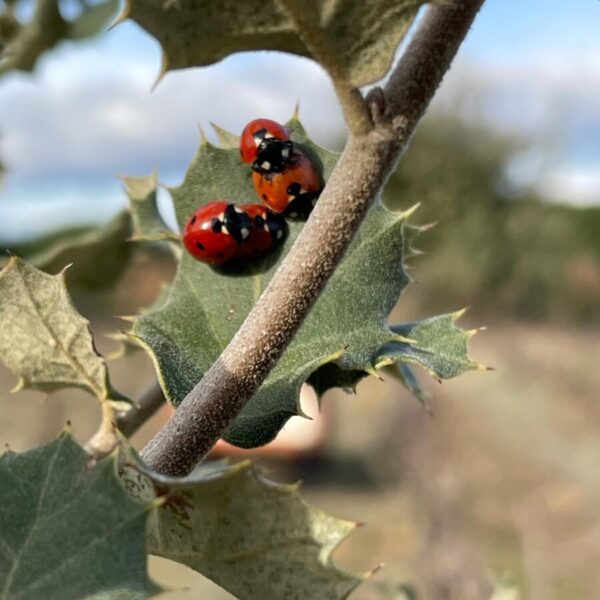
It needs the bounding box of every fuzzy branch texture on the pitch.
[141,0,485,476]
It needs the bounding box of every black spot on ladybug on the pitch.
[262,194,267,201]
[287,182,302,197]
[211,218,222,233]
[196,242,205,251]
[217,252,224,258]
[190,215,197,225]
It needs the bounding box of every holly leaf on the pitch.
[122,173,178,242]
[0,431,157,600]
[376,310,488,380]
[141,461,364,600]
[132,119,414,447]
[123,0,426,87]
[0,256,125,402]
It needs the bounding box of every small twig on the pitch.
[85,382,165,457]
[116,382,165,438]
[141,0,485,476]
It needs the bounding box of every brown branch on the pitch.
[141,0,486,476]
[116,382,165,438]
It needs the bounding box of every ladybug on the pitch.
[240,118,293,174]
[236,203,287,259]
[183,201,251,266]
[252,150,323,218]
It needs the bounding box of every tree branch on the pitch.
[141,0,485,476]
[116,382,165,438]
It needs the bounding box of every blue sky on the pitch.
[1,0,599,241]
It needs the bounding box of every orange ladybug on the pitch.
[252,151,323,218]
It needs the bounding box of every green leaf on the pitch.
[307,362,369,397]
[121,173,178,242]
[0,256,125,402]
[143,461,363,599]
[69,0,120,40]
[132,119,413,447]
[0,431,157,600]
[124,0,426,87]
[2,211,134,290]
[377,310,487,380]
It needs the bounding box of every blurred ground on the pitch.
[1,259,598,599]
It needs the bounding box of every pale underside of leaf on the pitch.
[122,173,178,242]
[0,257,123,402]
[143,461,364,600]
[0,431,157,600]
[123,0,427,87]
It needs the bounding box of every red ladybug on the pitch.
[183,201,251,266]
[240,118,293,174]
[236,203,287,259]
[252,150,323,218]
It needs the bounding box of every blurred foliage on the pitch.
[0,0,118,76]
[386,116,600,325]
[1,211,134,289]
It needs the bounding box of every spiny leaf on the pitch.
[132,119,412,447]
[132,460,364,600]
[124,0,427,87]
[2,211,134,290]
[0,431,157,600]
[379,310,487,380]
[0,256,125,402]
[122,173,178,242]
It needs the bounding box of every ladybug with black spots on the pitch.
[236,203,287,258]
[183,201,251,266]
[240,118,294,174]
[183,201,287,265]
[252,150,323,218]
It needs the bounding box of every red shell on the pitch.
[182,201,238,265]
[240,118,290,164]
[252,151,322,217]
[236,203,287,258]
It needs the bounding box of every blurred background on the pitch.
[1,1,599,598]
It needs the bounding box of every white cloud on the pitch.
[536,165,600,206]
[1,20,599,243]
[0,33,345,180]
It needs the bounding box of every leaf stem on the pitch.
[85,382,165,457]
[276,0,372,136]
[140,0,486,476]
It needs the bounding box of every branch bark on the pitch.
[116,382,165,438]
[141,0,485,476]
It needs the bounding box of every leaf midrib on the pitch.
[17,264,105,399]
